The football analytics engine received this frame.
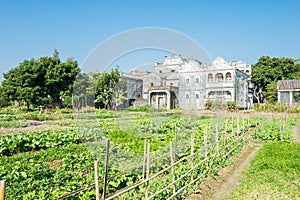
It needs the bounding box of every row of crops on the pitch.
[0,109,298,199]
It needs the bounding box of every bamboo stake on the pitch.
[190,137,194,181]
[0,180,5,200]
[145,143,151,200]
[204,125,208,168]
[103,139,110,199]
[224,118,228,135]
[215,121,219,152]
[142,140,147,180]
[94,161,100,200]
[170,142,176,197]
[237,116,240,137]
[231,116,234,137]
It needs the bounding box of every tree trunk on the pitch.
[25,100,30,110]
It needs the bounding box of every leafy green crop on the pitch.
[0,129,81,156]
[253,117,296,141]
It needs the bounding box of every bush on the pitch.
[128,105,153,112]
[205,100,213,110]
[205,100,227,111]
[226,101,238,111]
[254,102,300,113]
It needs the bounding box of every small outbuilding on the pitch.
[277,80,300,105]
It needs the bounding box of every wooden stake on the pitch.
[170,142,176,197]
[190,137,195,181]
[103,139,110,199]
[142,140,147,180]
[231,116,234,137]
[94,161,100,200]
[237,116,240,137]
[224,118,228,135]
[204,125,208,168]
[215,121,219,152]
[145,143,151,200]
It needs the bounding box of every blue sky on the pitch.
[1,0,300,81]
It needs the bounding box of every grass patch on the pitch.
[229,141,300,200]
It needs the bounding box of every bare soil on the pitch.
[0,120,70,135]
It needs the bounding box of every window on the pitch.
[159,70,162,73]
[216,73,224,82]
[196,77,200,83]
[195,92,200,99]
[185,77,190,84]
[186,93,190,99]
[208,73,213,82]
[170,83,173,86]
[171,70,175,72]
[151,83,154,86]
[226,72,232,81]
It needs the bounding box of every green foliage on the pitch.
[95,68,127,110]
[230,141,300,199]
[0,110,264,199]
[293,91,300,102]
[254,102,300,113]
[205,99,213,110]
[265,81,278,103]
[205,100,235,111]
[0,129,81,156]
[0,120,29,128]
[0,144,96,199]
[128,105,153,112]
[252,117,296,141]
[0,50,79,109]
[226,101,238,111]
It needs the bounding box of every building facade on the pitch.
[123,55,251,110]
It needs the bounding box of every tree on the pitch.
[94,68,127,110]
[0,50,79,109]
[1,59,40,109]
[252,56,300,102]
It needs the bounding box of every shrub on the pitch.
[205,100,213,110]
[254,102,300,113]
[128,105,153,112]
[226,101,238,111]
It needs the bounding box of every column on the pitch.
[166,90,170,109]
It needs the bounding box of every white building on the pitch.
[124,55,251,109]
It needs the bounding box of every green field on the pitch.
[229,141,300,200]
[0,106,298,199]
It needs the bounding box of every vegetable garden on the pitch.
[0,107,298,199]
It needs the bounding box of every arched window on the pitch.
[225,91,232,96]
[208,73,213,82]
[215,73,224,82]
[226,72,232,81]
[246,70,250,74]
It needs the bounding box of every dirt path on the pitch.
[212,142,261,200]
[188,140,262,200]
[0,121,70,135]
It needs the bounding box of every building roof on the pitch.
[278,80,300,90]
